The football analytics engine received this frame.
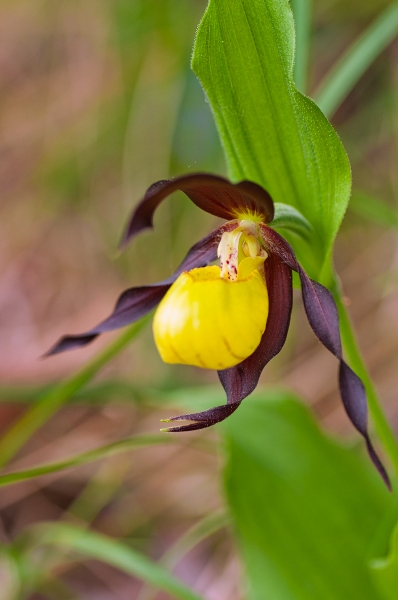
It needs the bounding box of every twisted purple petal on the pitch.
[260,225,390,489]
[46,222,237,356]
[121,173,274,247]
[161,403,240,433]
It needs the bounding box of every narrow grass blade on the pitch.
[31,522,205,600]
[291,0,312,93]
[350,191,398,230]
[0,380,144,405]
[0,316,150,470]
[314,4,398,117]
[0,434,177,488]
[137,510,230,600]
[159,510,229,571]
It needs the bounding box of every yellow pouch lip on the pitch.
[153,262,268,370]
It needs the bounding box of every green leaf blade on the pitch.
[0,316,150,470]
[192,0,351,277]
[222,391,391,599]
[273,202,313,240]
[315,4,398,118]
[0,434,176,489]
[32,523,205,600]
[291,0,312,93]
[371,520,398,600]
[350,191,398,230]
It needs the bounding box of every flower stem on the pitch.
[0,316,150,470]
[332,278,398,474]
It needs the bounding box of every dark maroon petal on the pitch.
[339,362,391,490]
[260,225,390,489]
[259,224,298,270]
[218,252,293,404]
[121,173,274,247]
[298,274,342,357]
[46,223,236,356]
[161,402,241,432]
[300,272,390,489]
[44,286,167,356]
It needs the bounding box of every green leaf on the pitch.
[0,434,182,489]
[138,511,229,600]
[350,191,398,230]
[370,519,398,600]
[0,549,20,598]
[290,0,312,93]
[0,316,150,470]
[30,522,205,600]
[157,510,229,572]
[192,0,351,278]
[0,380,146,405]
[272,202,313,241]
[314,4,398,118]
[222,390,391,600]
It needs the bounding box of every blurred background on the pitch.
[0,0,397,597]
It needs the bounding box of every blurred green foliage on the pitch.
[223,391,392,600]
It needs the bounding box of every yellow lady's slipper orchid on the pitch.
[47,172,389,487]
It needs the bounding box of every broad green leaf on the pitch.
[222,390,391,600]
[315,4,398,119]
[370,519,398,600]
[30,522,204,600]
[192,0,351,278]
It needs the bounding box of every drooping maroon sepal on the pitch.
[161,402,241,432]
[121,173,274,247]
[46,223,237,356]
[44,285,168,356]
[260,225,391,489]
[218,252,293,404]
[338,361,390,488]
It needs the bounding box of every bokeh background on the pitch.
[0,0,398,597]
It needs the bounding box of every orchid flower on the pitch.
[47,173,390,487]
